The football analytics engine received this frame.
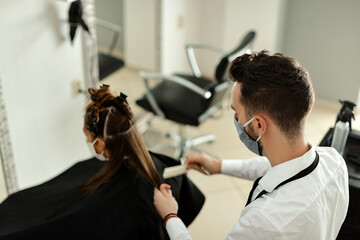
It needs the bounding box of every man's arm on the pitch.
[163,204,281,240]
[185,152,270,180]
[221,156,270,180]
[165,217,192,240]
[154,184,192,240]
[154,183,280,240]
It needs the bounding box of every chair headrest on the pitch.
[215,31,256,82]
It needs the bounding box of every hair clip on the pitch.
[89,121,98,134]
[101,84,110,88]
[112,97,123,110]
[91,93,97,101]
[110,92,129,114]
[119,92,128,104]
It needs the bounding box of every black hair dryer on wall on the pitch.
[331,100,356,155]
[68,0,90,43]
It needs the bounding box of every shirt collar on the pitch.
[259,144,316,193]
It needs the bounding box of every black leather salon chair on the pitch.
[320,129,360,240]
[176,30,255,85]
[136,31,256,159]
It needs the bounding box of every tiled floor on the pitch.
[101,67,360,239]
[0,66,359,238]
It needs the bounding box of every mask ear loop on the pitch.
[91,138,98,145]
[243,117,255,127]
[243,117,262,142]
[91,137,106,155]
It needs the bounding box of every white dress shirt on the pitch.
[165,146,349,240]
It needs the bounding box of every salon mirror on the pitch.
[95,0,159,80]
[0,151,6,202]
[95,0,125,80]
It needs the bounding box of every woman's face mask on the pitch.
[234,115,262,155]
[87,138,108,161]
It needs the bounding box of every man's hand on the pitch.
[185,152,222,175]
[153,184,178,219]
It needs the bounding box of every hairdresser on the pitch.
[153,50,349,239]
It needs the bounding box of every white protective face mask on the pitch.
[87,138,108,161]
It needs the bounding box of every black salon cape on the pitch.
[0,151,205,240]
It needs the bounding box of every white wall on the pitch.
[280,0,360,104]
[184,0,226,77]
[163,0,283,77]
[223,0,282,53]
[124,0,156,71]
[0,0,91,189]
[123,0,283,76]
[161,0,188,74]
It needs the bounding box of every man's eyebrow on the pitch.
[231,105,235,111]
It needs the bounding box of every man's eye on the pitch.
[234,113,238,121]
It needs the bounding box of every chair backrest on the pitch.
[198,80,231,123]
[214,31,256,82]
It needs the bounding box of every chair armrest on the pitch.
[185,43,227,78]
[140,72,213,117]
[95,18,122,32]
[95,18,122,55]
[141,72,212,99]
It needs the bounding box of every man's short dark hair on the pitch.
[229,50,314,141]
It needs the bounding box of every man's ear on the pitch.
[94,138,105,154]
[254,115,267,137]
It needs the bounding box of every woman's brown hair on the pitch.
[81,85,162,193]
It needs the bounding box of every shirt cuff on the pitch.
[165,217,192,240]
